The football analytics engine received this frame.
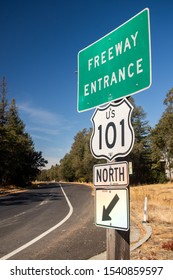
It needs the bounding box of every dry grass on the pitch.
[0,185,25,196]
[130,183,173,260]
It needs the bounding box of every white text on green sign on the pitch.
[78,8,151,112]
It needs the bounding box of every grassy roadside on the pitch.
[130,183,173,260]
[0,184,26,196]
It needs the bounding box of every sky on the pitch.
[0,0,173,169]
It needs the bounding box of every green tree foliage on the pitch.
[164,88,173,112]
[126,97,153,184]
[151,88,173,182]
[59,153,75,182]
[0,77,8,181]
[47,164,60,181]
[0,77,47,186]
[0,77,7,125]
[59,129,100,182]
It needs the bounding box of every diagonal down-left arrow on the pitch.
[102,194,119,221]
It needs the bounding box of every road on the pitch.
[0,183,106,260]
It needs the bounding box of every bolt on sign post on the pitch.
[77,8,151,112]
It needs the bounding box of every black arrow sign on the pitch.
[102,194,119,221]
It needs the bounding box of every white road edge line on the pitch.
[39,200,49,206]
[0,183,73,260]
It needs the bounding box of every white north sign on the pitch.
[93,161,129,187]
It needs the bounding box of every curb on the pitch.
[130,222,152,251]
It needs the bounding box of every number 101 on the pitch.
[98,119,125,150]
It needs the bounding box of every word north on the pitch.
[93,162,129,187]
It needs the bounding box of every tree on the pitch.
[0,76,8,126]
[46,164,60,181]
[82,129,98,182]
[56,128,100,182]
[70,129,86,180]
[126,97,152,184]
[0,77,48,186]
[59,153,75,182]
[0,77,9,182]
[151,88,173,181]
[164,88,173,113]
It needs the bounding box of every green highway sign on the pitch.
[77,8,152,112]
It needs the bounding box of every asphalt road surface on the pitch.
[0,183,106,260]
